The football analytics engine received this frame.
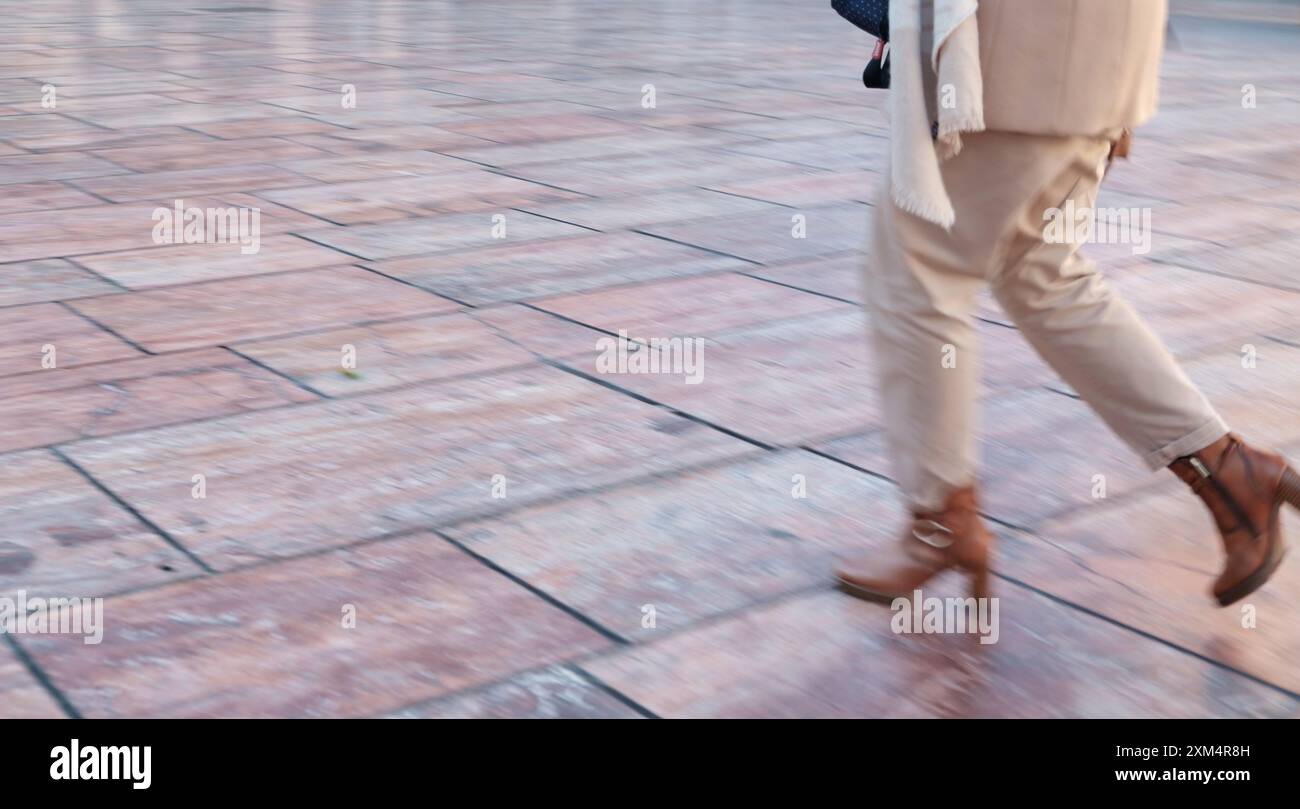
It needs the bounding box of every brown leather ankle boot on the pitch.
[834,486,993,602]
[1169,433,1299,606]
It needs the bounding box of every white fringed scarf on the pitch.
[888,0,985,227]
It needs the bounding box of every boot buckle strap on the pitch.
[911,519,955,550]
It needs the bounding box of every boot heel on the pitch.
[1279,467,1300,510]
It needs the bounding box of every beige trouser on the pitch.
[864,130,1228,512]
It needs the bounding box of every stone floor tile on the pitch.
[24,535,611,717]
[63,365,756,569]
[1161,231,1300,292]
[368,231,747,305]
[1105,156,1289,203]
[73,235,352,288]
[501,150,810,197]
[0,347,317,453]
[1180,338,1300,450]
[273,149,471,183]
[591,309,879,446]
[71,164,313,203]
[533,272,853,339]
[89,136,331,172]
[298,210,589,261]
[70,266,458,352]
[235,312,539,396]
[0,195,317,263]
[385,666,641,719]
[742,252,865,303]
[259,171,581,225]
[1000,479,1300,695]
[0,259,120,306]
[584,588,1298,718]
[0,152,128,185]
[640,203,870,265]
[448,451,903,639]
[0,644,66,719]
[0,302,139,371]
[469,304,617,361]
[704,170,880,208]
[516,188,783,232]
[0,181,101,216]
[0,449,201,599]
[440,112,643,144]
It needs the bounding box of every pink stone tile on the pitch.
[68,100,272,130]
[0,644,65,718]
[1000,480,1300,695]
[63,365,754,569]
[590,309,879,446]
[440,112,642,144]
[964,319,1069,393]
[24,125,231,152]
[0,450,201,599]
[0,115,117,150]
[0,259,119,305]
[713,116,884,140]
[444,131,739,170]
[218,192,334,232]
[0,347,317,452]
[0,195,318,263]
[188,116,353,139]
[25,535,610,717]
[274,149,470,183]
[272,93,477,128]
[705,169,880,207]
[72,164,312,203]
[70,267,458,352]
[1112,263,1300,356]
[534,272,853,338]
[1180,339,1300,451]
[502,150,807,197]
[301,209,588,262]
[584,588,1297,718]
[641,203,870,265]
[0,302,139,371]
[90,136,330,172]
[1240,186,1300,214]
[471,303,616,359]
[1149,198,1300,245]
[735,252,864,303]
[74,235,352,288]
[258,171,581,225]
[449,452,900,638]
[369,231,747,305]
[386,666,641,719]
[0,152,128,185]
[282,124,491,155]
[0,181,101,216]
[722,133,889,173]
[1104,156,1288,203]
[1082,229,1212,270]
[517,188,783,231]
[236,313,539,396]
[1161,231,1300,293]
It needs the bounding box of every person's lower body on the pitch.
[835,129,1298,606]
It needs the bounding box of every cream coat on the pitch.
[976,0,1167,136]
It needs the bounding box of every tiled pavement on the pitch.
[1,0,1299,718]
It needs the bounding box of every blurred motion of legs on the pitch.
[2,0,1298,721]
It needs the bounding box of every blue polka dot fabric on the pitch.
[830,0,890,41]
